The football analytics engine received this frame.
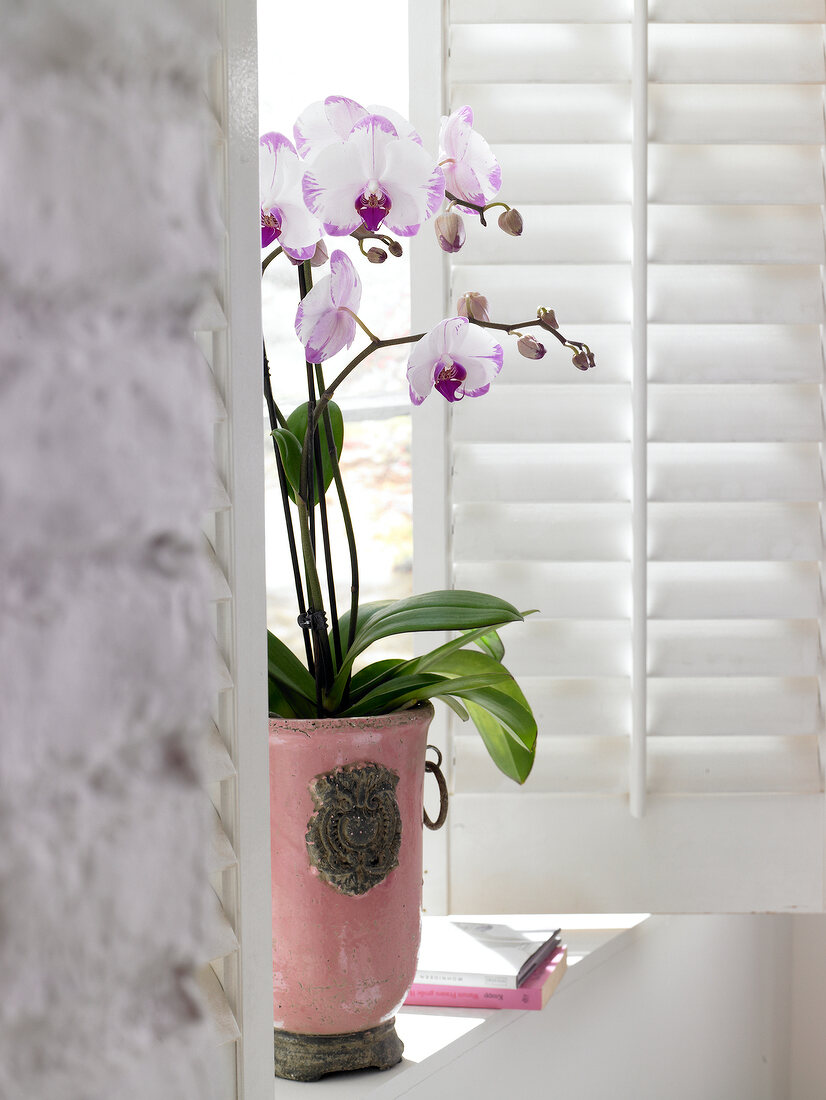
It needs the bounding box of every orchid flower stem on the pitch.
[297,260,335,701]
[340,308,380,344]
[444,190,510,228]
[262,338,315,675]
[314,361,359,670]
[261,246,283,275]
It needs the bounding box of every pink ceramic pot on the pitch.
[269,702,434,1080]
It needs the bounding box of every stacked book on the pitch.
[404,918,567,1011]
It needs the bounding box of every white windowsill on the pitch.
[272,914,650,1098]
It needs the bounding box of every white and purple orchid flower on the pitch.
[259,132,322,261]
[438,105,501,212]
[296,96,445,238]
[407,317,503,405]
[294,249,362,364]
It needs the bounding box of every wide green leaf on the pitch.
[286,401,344,506]
[431,650,537,751]
[332,600,393,655]
[340,670,510,718]
[267,630,316,713]
[330,590,524,700]
[462,697,535,784]
[347,658,406,700]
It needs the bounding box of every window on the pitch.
[258,0,415,665]
[412,0,826,914]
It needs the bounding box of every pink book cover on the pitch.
[404,946,567,1011]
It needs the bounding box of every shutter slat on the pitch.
[451,25,631,84]
[517,676,630,735]
[649,265,823,324]
[648,620,820,678]
[648,677,819,737]
[650,85,824,143]
[452,265,631,322]
[649,443,822,502]
[649,25,825,84]
[455,562,631,619]
[208,804,238,874]
[197,966,241,1045]
[454,445,630,502]
[650,146,825,205]
[649,503,822,561]
[193,289,228,332]
[495,326,631,384]
[650,0,825,23]
[205,536,232,602]
[452,84,632,143]
[504,620,630,677]
[460,205,632,265]
[454,503,629,560]
[649,384,823,443]
[496,146,632,203]
[648,325,823,383]
[454,735,821,794]
[206,721,236,783]
[453,385,630,443]
[649,562,821,620]
[207,888,240,962]
[452,0,633,21]
[649,206,825,264]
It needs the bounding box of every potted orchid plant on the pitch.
[262,95,594,786]
[263,95,594,1082]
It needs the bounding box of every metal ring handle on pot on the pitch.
[423,745,448,831]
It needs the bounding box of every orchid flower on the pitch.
[439,105,501,212]
[407,317,503,405]
[295,249,362,363]
[259,132,322,260]
[296,96,444,237]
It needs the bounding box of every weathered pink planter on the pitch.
[269,702,434,1081]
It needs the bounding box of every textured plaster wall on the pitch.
[0,2,220,1097]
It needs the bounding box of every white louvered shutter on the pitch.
[411,0,826,913]
[197,3,273,1096]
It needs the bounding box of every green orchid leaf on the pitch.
[333,600,394,655]
[462,697,535,784]
[341,670,510,718]
[331,590,524,693]
[473,628,505,662]
[270,428,302,500]
[347,658,406,701]
[267,630,316,707]
[286,400,344,506]
[433,693,470,722]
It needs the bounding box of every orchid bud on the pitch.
[310,241,329,267]
[517,334,546,360]
[537,307,559,331]
[387,240,403,258]
[434,211,466,254]
[456,291,490,323]
[572,349,595,371]
[498,207,523,237]
[367,246,388,264]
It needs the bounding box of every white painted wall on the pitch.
[0,1,219,1097]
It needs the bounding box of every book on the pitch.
[405,946,568,1011]
[413,917,562,989]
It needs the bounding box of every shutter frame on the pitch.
[411,0,826,913]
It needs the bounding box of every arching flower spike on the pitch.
[300,109,444,238]
[259,132,322,260]
[407,317,503,405]
[439,105,501,211]
[294,249,362,364]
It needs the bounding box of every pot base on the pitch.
[273,1018,404,1081]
